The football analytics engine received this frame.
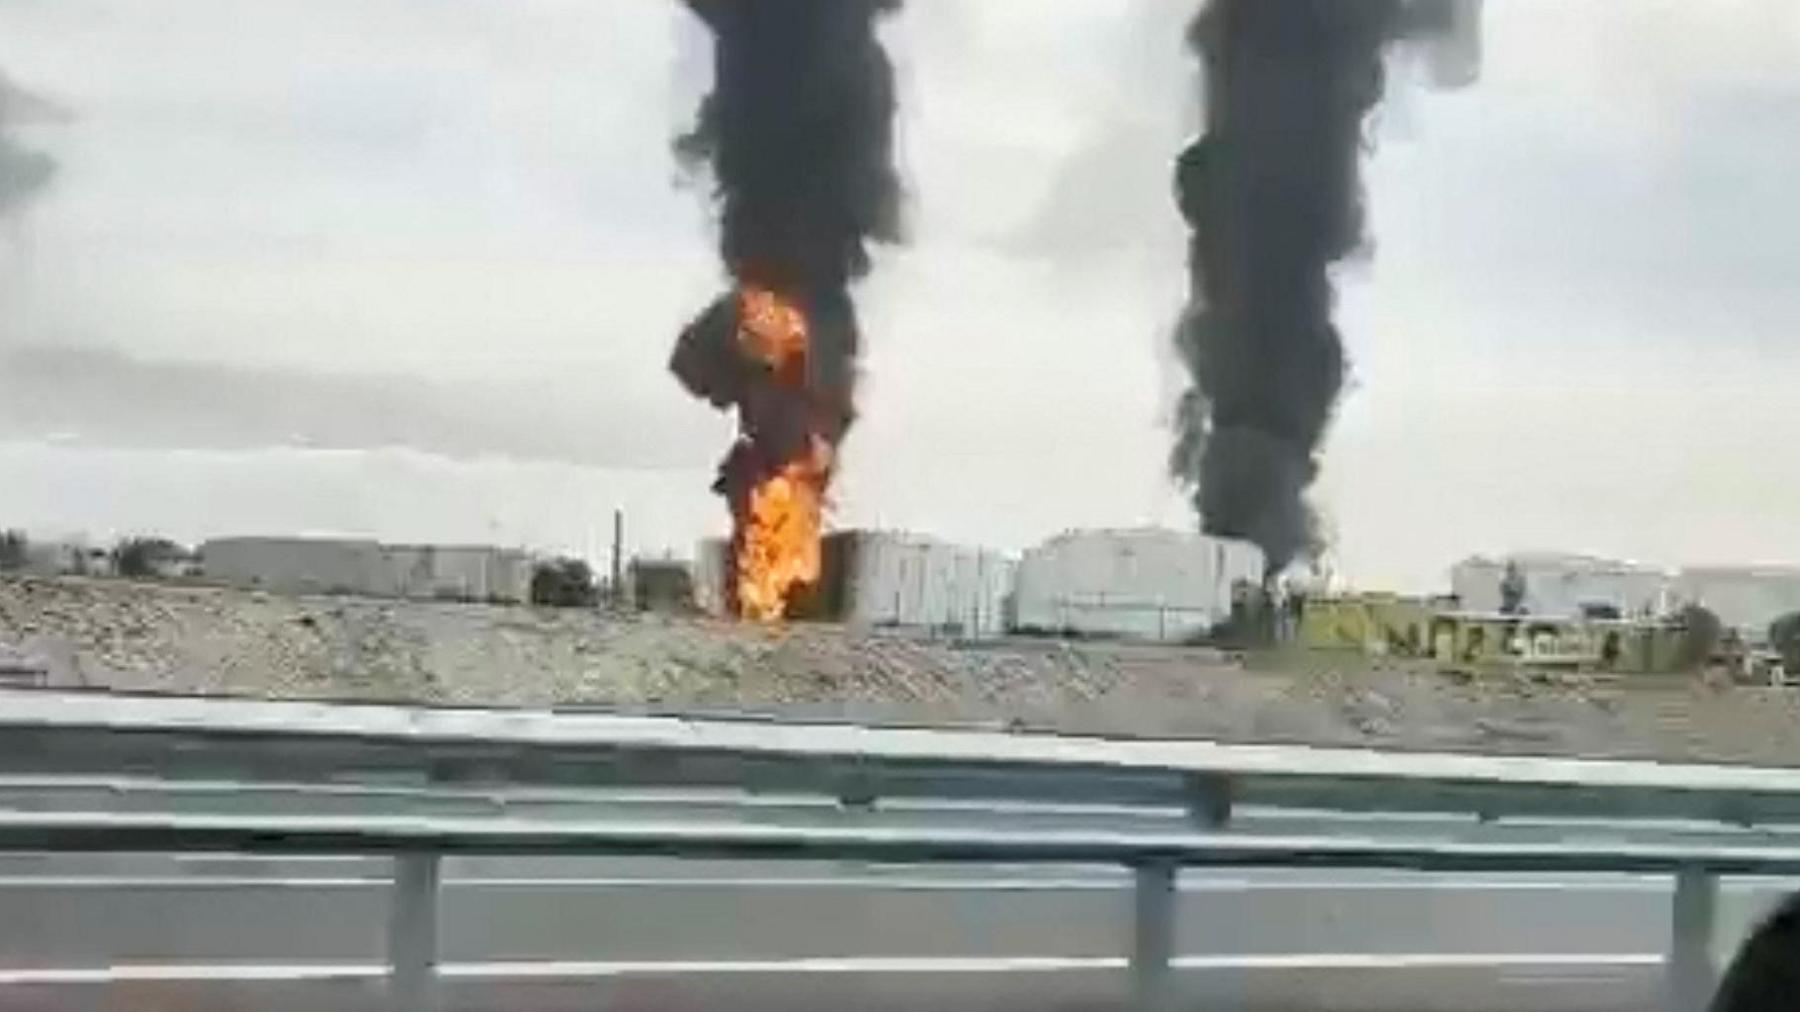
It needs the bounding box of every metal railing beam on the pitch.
[5,689,1800,828]
[7,809,1800,877]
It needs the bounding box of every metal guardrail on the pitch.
[12,687,1800,821]
[0,689,1794,1011]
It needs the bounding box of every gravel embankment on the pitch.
[5,574,1800,766]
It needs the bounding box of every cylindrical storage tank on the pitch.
[802,530,1012,638]
[1012,528,1263,642]
[692,537,731,617]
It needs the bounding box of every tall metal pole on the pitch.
[611,508,625,608]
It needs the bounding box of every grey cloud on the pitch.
[0,72,59,215]
[1363,76,1800,358]
[1001,0,1194,263]
[3,0,1800,590]
[0,345,722,468]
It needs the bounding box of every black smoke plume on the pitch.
[1171,0,1464,575]
[0,73,58,217]
[669,0,902,609]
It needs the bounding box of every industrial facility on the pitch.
[173,529,1800,670]
[693,526,1260,643]
[199,537,533,604]
[1300,593,1690,675]
[1454,552,1800,639]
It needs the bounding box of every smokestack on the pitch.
[0,73,60,217]
[669,0,903,620]
[1169,0,1477,577]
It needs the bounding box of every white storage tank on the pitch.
[692,536,731,617]
[811,530,1013,638]
[384,544,532,603]
[1011,528,1263,642]
[1673,566,1800,639]
[201,537,533,603]
[1450,552,1670,619]
[692,529,1013,637]
[200,537,391,597]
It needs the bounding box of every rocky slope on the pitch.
[5,574,1800,766]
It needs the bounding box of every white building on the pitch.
[1011,528,1264,643]
[200,537,532,603]
[1673,566,1800,639]
[1450,552,1671,618]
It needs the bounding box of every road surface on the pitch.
[0,852,1790,1010]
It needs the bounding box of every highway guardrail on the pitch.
[0,688,1790,1011]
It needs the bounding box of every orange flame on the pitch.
[736,436,831,621]
[733,286,830,621]
[736,286,808,372]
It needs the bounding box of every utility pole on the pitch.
[610,508,625,609]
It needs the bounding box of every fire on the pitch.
[736,436,831,621]
[732,286,831,621]
[736,286,808,372]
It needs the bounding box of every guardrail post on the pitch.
[390,852,442,1010]
[1187,773,1232,829]
[1132,860,1178,1012]
[1666,865,1718,1012]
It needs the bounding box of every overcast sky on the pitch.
[2,0,1799,590]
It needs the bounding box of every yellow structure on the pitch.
[1300,594,1435,657]
[1427,612,1686,673]
[1301,595,1687,674]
